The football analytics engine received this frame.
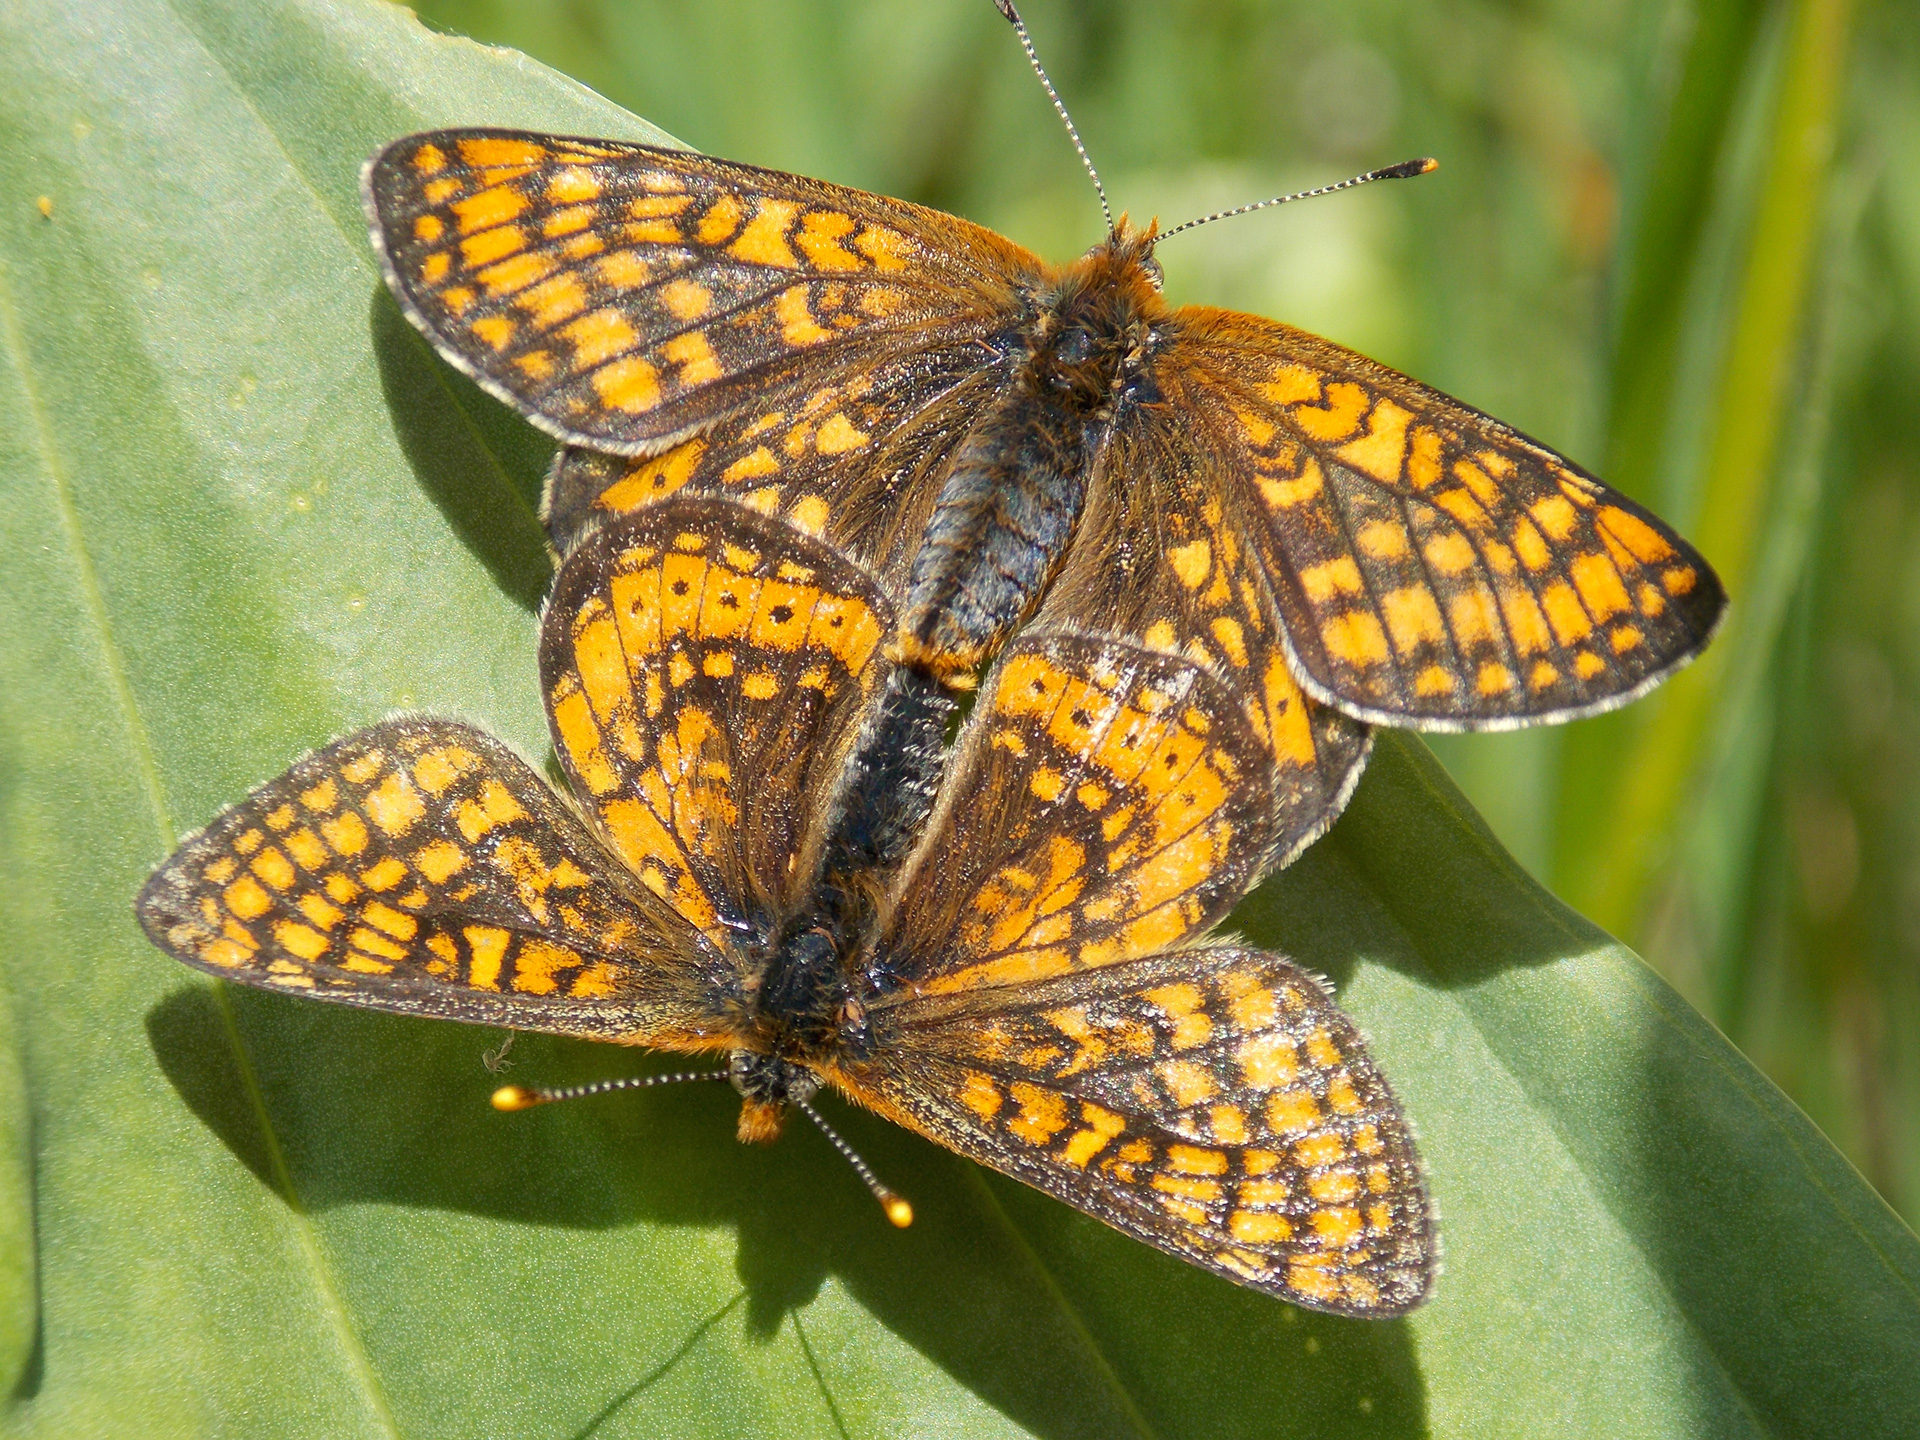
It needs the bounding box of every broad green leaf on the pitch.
[2,2,1917,1436]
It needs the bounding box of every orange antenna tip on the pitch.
[491,1084,543,1111]
[883,1194,915,1229]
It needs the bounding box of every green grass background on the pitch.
[411,0,1920,1229]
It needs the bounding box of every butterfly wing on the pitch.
[543,336,1004,565]
[1172,309,1726,728]
[838,945,1433,1314]
[135,718,726,1043]
[364,130,1042,454]
[876,631,1277,995]
[539,496,892,940]
[1035,403,1372,870]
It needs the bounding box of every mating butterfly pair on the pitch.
[139,7,1722,1320]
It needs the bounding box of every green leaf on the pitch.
[2,1,1916,1435]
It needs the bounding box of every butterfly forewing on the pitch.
[544,337,1004,564]
[1177,310,1726,728]
[1037,406,1373,868]
[539,497,892,939]
[881,632,1278,995]
[364,129,1043,453]
[845,945,1433,1315]
[135,718,721,1041]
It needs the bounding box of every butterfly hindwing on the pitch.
[539,496,893,942]
[879,632,1277,994]
[842,944,1434,1315]
[1178,310,1727,728]
[1037,405,1373,869]
[135,718,719,1042]
[364,129,1042,454]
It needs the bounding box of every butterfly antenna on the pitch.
[795,1095,915,1228]
[993,0,1112,233]
[1155,157,1438,244]
[492,1069,730,1110]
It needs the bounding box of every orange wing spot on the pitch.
[1158,1059,1215,1107]
[1299,557,1363,603]
[1511,517,1552,572]
[347,924,407,962]
[412,215,444,243]
[321,811,368,857]
[789,494,831,535]
[1406,425,1444,489]
[1380,586,1445,654]
[232,828,266,856]
[662,330,723,386]
[423,177,460,204]
[563,308,639,368]
[543,165,600,203]
[1327,1075,1363,1115]
[340,753,383,785]
[1267,1088,1321,1134]
[460,225,526,270]
[1530,493,1579,541]
[203,856,238,884]
[1422,531,1476,576]
[477,251,555,299]
[412,745,476,796]
[1230,1210,1293,1244]
[1637,582,1668,617]
[595,250,650,289]
[1599,505,1677,563]
[626,193,691,218]
[439,286,475,315]
[775,286,832,346]
[1224,978,1279,1029]
[1541,580,1594,644]
[1321,611,1390,667]
[1153,1174,1223,1204]
[300,778,338,813]
[1006,1081,1070,1146]
[1332,398,1413,483]
[727,199,800,267]
[1610,624,1643,653]
[1168,1144,1228,1176]
[960,1070,1003,1120]
[795,210,861,271]
[509,939,583,995]
[1572,552,1631,620]
[463,926,509,989]
[455,779,527,843]
[365,774,425,836]
[359,857,407,892]
[1145,982,1213,1049]
[694,193,743,245]
[223,874,271,920]
[413,839,469,885]
[452,184,528,235]
[1529,660,1560,691]
[1261,362,1322,406]
[283,828,326,872]
[272,919,329,962]
[1573,650,1606,680]
[1414,664,1454,697]
[853,225,912,270]
[814,412,869,454]
[1290,381,1369,441]
[515,272,588,329]
[1662,565,1698,596]
[1168,539,1212,589]
[420,252,451,285]
[470,315,515,351]
[409,142,446,173]
[1257,456,1325,509]
[570,963,619,998]
[1210,1104,1250,1144]
[1356,519,1411,560]
[363,901,418,942]
[1207,616,1248,668]
[263,804,296,833]
[658,278,712,321]
[1311,1207,1364,1246]
[458,137,546,168]
[1433,487,1492,533]
[1476,661,1515,696]
[593,356,662,413]
[249,846,295,891]
[1060,1104,1127,1167]
[1028,765,1066,802]
[1236,1034,1300,1089]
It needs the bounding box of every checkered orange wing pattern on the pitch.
[544,339,1002,564]
[539,497,892,939]
[135,718,721,1043]
[880,632,1277,994]
[848,945,1432,1314]
[1037,406,1372,869]
[1177,310,1726,727]
[364,130,1042,453]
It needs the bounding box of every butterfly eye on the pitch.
[1056,330,1092,364]
[1140,253,1165,290]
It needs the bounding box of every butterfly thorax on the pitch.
[727,921,872,1144]
[889,224,1168,688]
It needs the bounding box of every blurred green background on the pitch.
[408,0,1917,1226]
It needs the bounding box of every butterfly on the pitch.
[360,75,1724,871]
[136,495,1434,1315]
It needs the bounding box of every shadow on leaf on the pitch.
[148,981,1430,1439]
[368,288,556,613]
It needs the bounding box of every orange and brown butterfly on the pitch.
[360,2,1722,865]
[136,495,1434,1315]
